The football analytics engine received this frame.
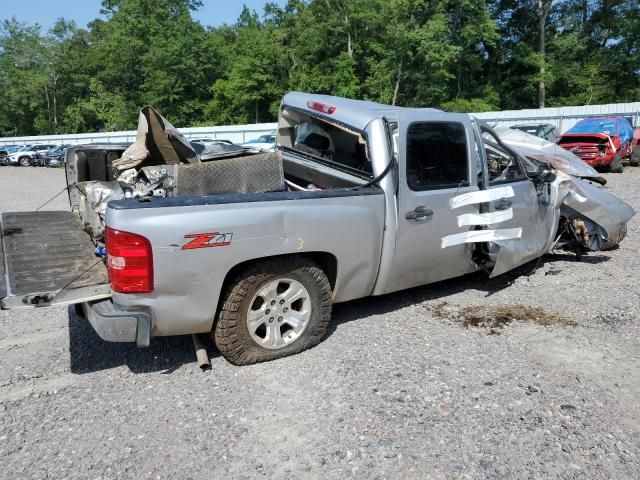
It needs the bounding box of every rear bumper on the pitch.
[80,299,151,347]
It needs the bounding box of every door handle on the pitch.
[495,199,512,211]
[405,206,434,221]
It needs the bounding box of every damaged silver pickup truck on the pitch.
[0,93,634,365]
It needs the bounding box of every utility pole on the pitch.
[538,0,546,109]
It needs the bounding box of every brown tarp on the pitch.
[112,106,199,172]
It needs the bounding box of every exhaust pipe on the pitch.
[192,334,211,371]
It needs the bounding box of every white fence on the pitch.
[472,102,640,132]
[0,123,278,147]
[1,101,638,147]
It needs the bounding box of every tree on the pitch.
[0,0,638,135]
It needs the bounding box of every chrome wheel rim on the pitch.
[247,278,311,350]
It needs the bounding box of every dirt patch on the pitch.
[431,302,575,334]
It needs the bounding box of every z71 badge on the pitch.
[182,232,233,250]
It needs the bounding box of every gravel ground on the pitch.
[1,165,640,479]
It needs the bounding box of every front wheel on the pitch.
[213,257,333,365]
[609,153,624,173]
[18,156,31,167]
[601,223,627,251]
[630,148,640,167]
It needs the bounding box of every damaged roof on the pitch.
[282,91,447,131]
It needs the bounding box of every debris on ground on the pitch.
[431,302,575,334]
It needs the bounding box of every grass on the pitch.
[431,302,575,335]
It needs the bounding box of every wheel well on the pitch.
[212,252,338,332]
[222,252,338,294]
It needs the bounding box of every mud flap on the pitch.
[0,211,110,309]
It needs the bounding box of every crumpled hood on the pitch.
[495,126,606,184]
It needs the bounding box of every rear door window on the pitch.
[406,122,468,190]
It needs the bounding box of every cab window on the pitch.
[406,122,468,190]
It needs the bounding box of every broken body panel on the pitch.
[0,93,634,347]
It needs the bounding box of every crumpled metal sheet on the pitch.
[495,126,605,183]
[112,106,198,172]
[555,172,635,238]
[76,181,127,239]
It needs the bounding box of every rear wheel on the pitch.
[609,153,624,173]
[18,156,31,167]
[630,148,640,167]
[213,257,333,365]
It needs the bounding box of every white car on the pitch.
[8,144,57,166]
[241,133,276,151]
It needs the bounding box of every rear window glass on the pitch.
[406,122,468,190]
[280,110,371,176]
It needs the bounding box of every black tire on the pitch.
[601,223,627,251]
[630,148,640,167]
[18,156,31,167]
[609,153,624,173]
[213,257,333,366]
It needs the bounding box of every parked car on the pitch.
[6,145,33,166]
[42,145,70,167]
[0,95,633,367]
[510,124,559,142]
[6,144,58,166]
[557,116,635,172]
[0,148,7,166]
[241,133,276,151]
[1,146,20,163]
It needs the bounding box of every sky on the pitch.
[0,0,286,31]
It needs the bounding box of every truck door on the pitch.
[385,113,481,293]
[0,211,110,309]
[478,125,552,276]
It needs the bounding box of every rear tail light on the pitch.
[105,227,153,293]
[307,101,336,115]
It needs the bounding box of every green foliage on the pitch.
[0,0,638,136]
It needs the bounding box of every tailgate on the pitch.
[0,211,110,309]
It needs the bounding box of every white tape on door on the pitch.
[450,186,514,210]
[457,208,514,227]
[441,228,522,249]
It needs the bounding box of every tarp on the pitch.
[112,106,199,172]
[566,117,634,148]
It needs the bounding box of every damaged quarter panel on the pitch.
[105,190,385,336]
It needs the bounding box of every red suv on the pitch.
[557,116,635,173]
